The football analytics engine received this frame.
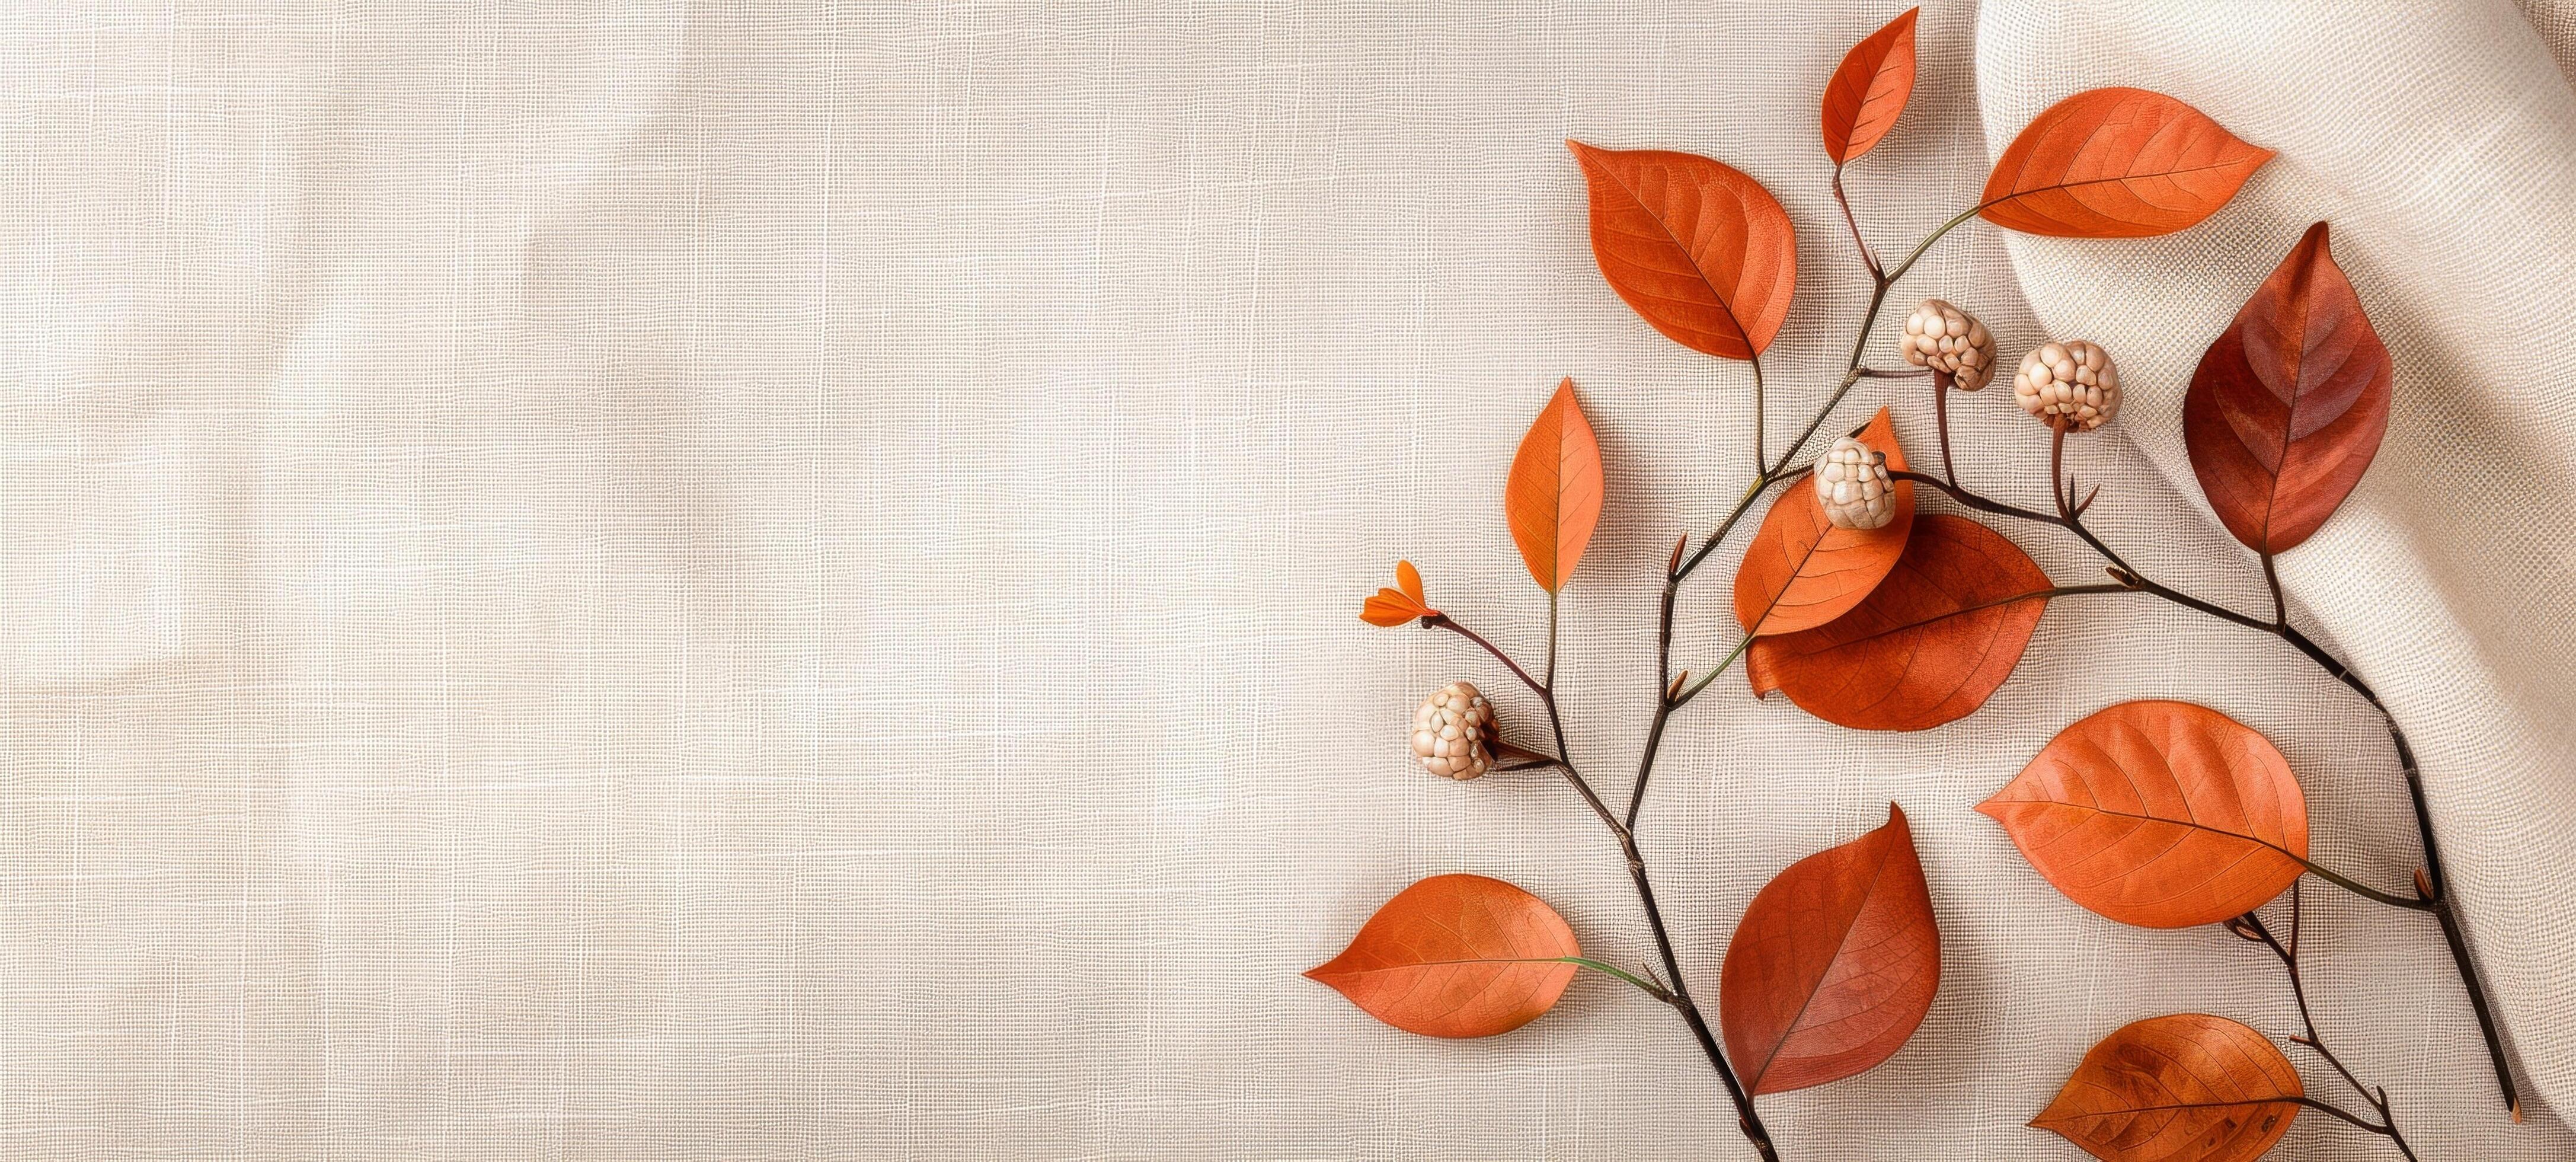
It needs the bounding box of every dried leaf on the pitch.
[1306,873,1580,1039]
[2185,222,2392,554]
[1821,8,1920,165]
[1360,559,1440,627]
[1720,805,1940,1096]
[1506,379,1606,593]
[1979,700,2308,929]
[1747,513,2046,729]
[1568,140,1797,360]
[2034,1013,2302,1162]
[1980,88,2274,238]
[1733,407,1915,636]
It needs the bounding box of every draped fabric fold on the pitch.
[1979,0,2576,1118]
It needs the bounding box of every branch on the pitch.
[1888,454,2524,1116]
[2229,892,2421,1160]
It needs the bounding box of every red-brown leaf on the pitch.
[1568,141,1797,360]
[1720,804,1940,1096]
[1979,701,2309,930]
[1506,379,1606,593]
[1746,513,2048,730]
[1306,873,1580,1039]
[1821,8,1920,165]
[1980,88,2274,238]
[2185,222,2392,554]
[2034,1013,2302,1162]
[1360,559,1440,627]
[1733,407,1915,636]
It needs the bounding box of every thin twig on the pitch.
[1830,165,1881,278]
[1427,615,1546,703]
[1883,457,2523,1115]
[2230,892,2421,1160]
[1434,614,1778,1157]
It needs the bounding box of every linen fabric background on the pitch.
[4,1,2572,1158]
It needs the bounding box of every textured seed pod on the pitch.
[1814,436,1895,531]
[1411,681,1498,780]
[1899,299,1996,391]
[2014,340,2122,431]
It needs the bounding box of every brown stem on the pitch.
[1931,370,1957,486]
[1677,474,1789,582]
[1830,165,1881,279]
[2232,893,2421,1160]
[1426,615,1547,704]
[1557,713,1779,1158]
[1625,831,1780,1161]
[2262,551,2287,628]
[2291,1098,2420,1155]
[2048,421,2072,522]
[1883,462,2524,1118]
[2420,866,2520,1122]
[1434,612,1779,1157]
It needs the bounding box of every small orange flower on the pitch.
[1360,560,1440,627]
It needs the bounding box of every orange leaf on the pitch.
[1821,8,1919,165]
[1568,141,1797,360]
[1747,513,2048,730]
[1305,873,1580,1039]
[1506,379,1605,593]
[1720,804,1940,1096]
[1980,88,2273,238]
[1979,701,2308,929]
[2034,1014,2302,1162]
[1360,559,1440,627]
[1733,407,1914,636]
[2185,222,2393,554]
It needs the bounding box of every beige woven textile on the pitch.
[4,1,2573,1158]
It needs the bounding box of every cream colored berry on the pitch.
[1814,436,1894,531]
[1411,681,1498,780]
[1899,299,1996,391]
[2014,340,2122,431]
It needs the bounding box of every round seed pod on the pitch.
[1899,299,1996,391]
[2014,340,2122,431]
[1815,436,1895,531]
[1411,680,1497,780]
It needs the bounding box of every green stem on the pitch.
[1564,957,1673,1002]
[1749,350,1768,474]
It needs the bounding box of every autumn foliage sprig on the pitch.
[1313,8,2513,1160]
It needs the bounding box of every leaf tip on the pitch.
[2297,219,2332,260]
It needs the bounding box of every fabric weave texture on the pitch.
[2,1,2572,1158]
